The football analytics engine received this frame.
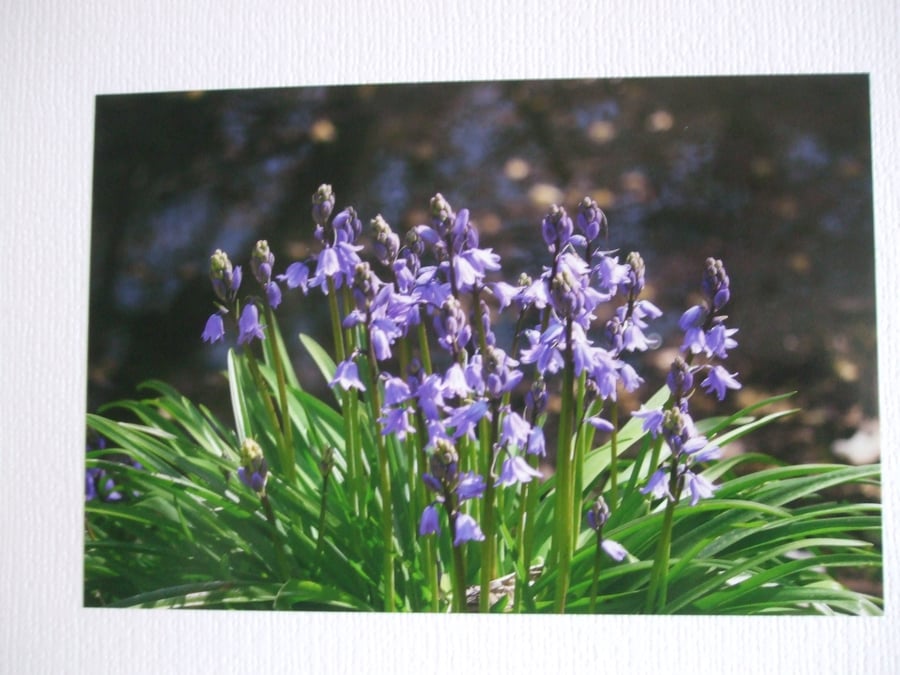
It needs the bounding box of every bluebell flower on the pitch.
[705,324,739,359]
[379,406,414,440]
[416,374,446,421]
[330,358,366,391]
[617,362,644,392]
[237,304,265,345]
[419,503,441,536]
[519,326,564,376]
[500,410,531,450]
[632,406,665,437]
[640,468,673,500]
[265,281,282,308]
[684,469,716,506]
[382,376,411,406]
[523,423,545,456]
[587,415,615,433]
[439,363,466,400]
[308,241,363,292]
[277,261,309,292]
[700,364,742,401]
[678,304,708,354]
[453,513,485,546]
[593,254,630,297]
[684,436,722,463]
[448,400,491,440]
[601,539,629,562]
[489,281,521,311]
[495,455,542,487]
[456,471,487,500]
[202,313,225,343]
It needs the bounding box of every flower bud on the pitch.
[541,204,573,251]
[701,258,730,311]
[238,438,268,494]
[624,251,646,295]
[332,207,362,243]
[351,261,377,309]
[312,184,335,226]
[371,214,400,265]
[429,438,459,487]
[587,496,611,532]
[430,193,454,234]
[576,196,607,243]
[525,377,548,421]
[209,249,238,302]
[550,267,583,319]
[666,355,694,397]
[251,240,274,285]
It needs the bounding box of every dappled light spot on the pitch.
[310,118,336,143]
[834,357,860,382]
[528,183,564,207]
[590,188,616,210]
[621,170,651,203]
[647,109,674,132]
[788,252,811,274]
[504,157,530,181]
[588,119,616,143]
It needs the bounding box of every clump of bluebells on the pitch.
[197,184,747,613]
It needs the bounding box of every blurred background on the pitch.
[88,75,877,472]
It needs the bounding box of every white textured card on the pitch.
[1,1,898,673]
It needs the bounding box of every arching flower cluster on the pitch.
[202,184,739,540]
[318,191,546,544]
[517,199,658,410]
[201,242,281,347]
[635,257,741,505]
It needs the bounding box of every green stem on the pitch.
[417,316,434,374]
[313,461,331,572]
[261,493,290,581]
[552,316,576,613]
[327,280,365,517]
[572,371,587,550]
[478,411,498,613]
[244,350,286,465]
[609,403,620,508]
[589,532,603,613]
[326,280,346,362]
[365,336,395,612]
[263,305,295,482]
[645,457,681,613]
[448,510,468,613]
[514,444,542,613]
[416,317,440,611]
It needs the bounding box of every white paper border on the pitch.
[2,1,898,673]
